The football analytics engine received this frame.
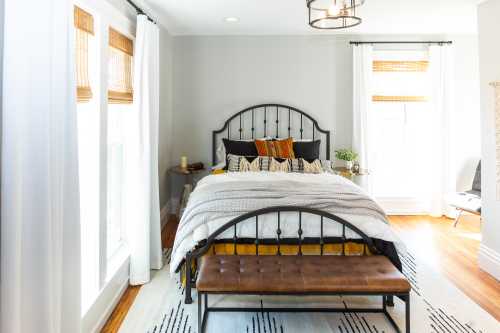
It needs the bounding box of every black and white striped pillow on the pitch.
[227,154,326,174]
[227,154,273,172]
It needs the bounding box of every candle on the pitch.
[180,156,188,169]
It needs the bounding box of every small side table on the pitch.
[333,167,370,190]
[169,166,206,217]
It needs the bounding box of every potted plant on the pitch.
[334,149,358,171]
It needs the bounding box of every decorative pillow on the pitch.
[293,140,321,160]
[227,154,326,174]
[255,137,295,159]
[320,160,335,173]
[223,139,258,157]
[227,154,273,172]
[239,156,261,172]
[303,159,323,173]
[290,158,323,174]
[269,158,291,172]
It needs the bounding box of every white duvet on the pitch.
[170,172,404,274]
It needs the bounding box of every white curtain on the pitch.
[125,15,162,285]
[1,0,81,332]
[428,44,455,217]
[352,44,374,191]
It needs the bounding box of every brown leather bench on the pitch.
[196,255,411,333]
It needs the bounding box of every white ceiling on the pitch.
[144,0,481,36]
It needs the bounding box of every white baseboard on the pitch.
[478,244,500,281]
[82,256,130,333]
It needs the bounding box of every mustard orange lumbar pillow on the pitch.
[254,137,295,159]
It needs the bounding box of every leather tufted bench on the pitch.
[195,254,411,333]
[197,255,410,294]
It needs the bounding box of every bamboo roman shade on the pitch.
[373,60,429,72]
[372,95,428,102]
[372,58,429,103]
[108,28,134,104]
[74,6,94,103]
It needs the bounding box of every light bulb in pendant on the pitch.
[328,2,340,16]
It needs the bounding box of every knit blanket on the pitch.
[170,172,397,273]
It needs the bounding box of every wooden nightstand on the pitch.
[169,166,207,217]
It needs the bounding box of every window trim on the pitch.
[74,0,136,317]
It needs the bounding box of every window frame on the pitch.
[74,0,136,313]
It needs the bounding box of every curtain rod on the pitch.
[125,0,156,24]
[350,41,452,45]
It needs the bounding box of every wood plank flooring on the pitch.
[389,214,500,322]
[100,215,179,333]
[101,214,499,332]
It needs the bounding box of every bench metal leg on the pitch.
[199,293,409,333]
[382,293,410,333]
[386,295,394,307]
[198,292,202,333]
[185,252,193,304]
[198,293,208,333]
[405,293,411,333]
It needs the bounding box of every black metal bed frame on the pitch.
[184,206,410,333]
[212,103,331,165]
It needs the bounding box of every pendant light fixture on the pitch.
[307,0,364,30]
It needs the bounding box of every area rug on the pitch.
[118,248,499,333]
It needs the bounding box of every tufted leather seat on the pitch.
[196,255,411,294]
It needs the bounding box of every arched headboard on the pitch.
[212,103,331,165]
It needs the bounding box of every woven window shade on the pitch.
[74,6,94,103]
[108,28,134,104]
[373,60,429,72]
[372,95,428,102]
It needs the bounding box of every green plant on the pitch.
[334,149,358,162]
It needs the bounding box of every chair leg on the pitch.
[453,209,463,228]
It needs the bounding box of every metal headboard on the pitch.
[212,103,331,165]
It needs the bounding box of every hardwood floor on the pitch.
[101,214,499,332]
[388,214,500,322]
[100,215,179,333]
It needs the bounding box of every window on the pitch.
[371,50,433,207]
[107,27,134,259]
[75,6,94,102]
[108,27,134,103]
[74,5,100,312]
[74,2,135,314]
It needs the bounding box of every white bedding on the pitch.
[170,172,404,274]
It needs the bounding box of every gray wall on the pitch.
[478,0,500,279]
[170,34,480,197]
[158,28,174,208]
[172,35,353,164]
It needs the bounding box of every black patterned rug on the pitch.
[118,249,499,333]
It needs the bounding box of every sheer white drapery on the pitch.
[428,44,455,217]
[125,15,162,285]
[1,0,81,332]
[352,44,374,192]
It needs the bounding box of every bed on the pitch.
[171,103,404,305]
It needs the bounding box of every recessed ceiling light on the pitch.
[224,17,239,23]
